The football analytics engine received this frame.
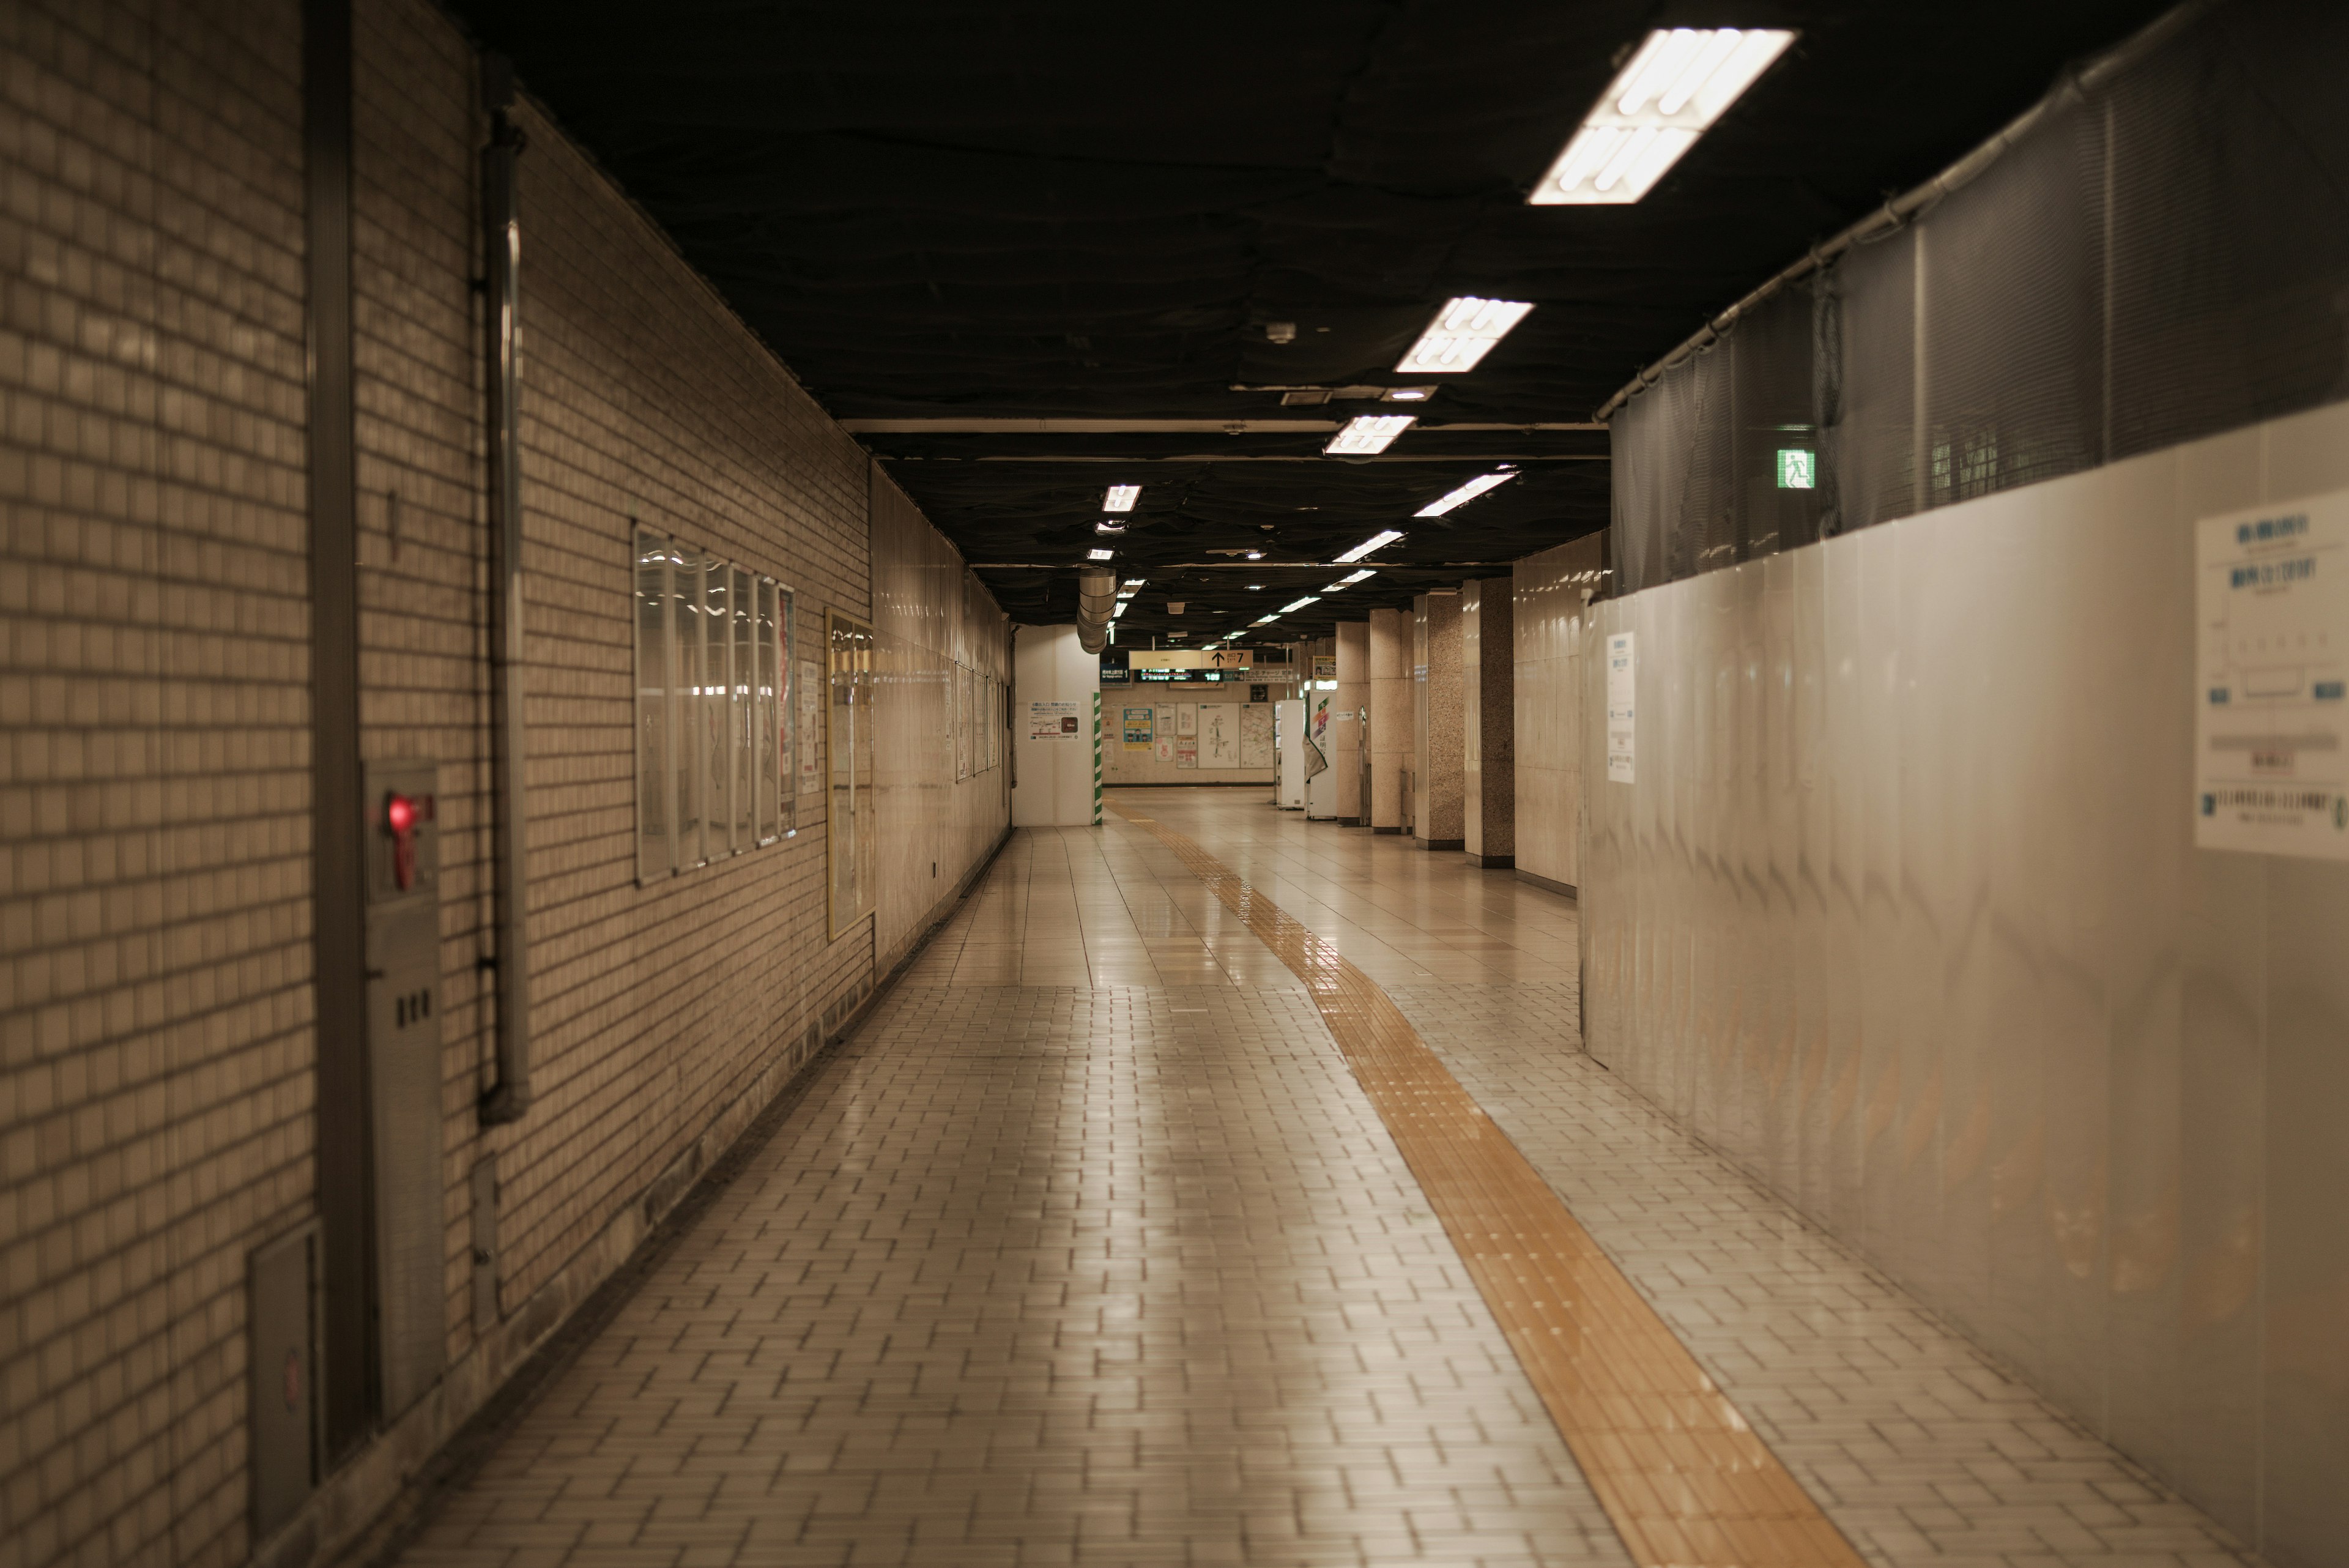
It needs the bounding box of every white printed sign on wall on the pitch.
[797,659,822,790]
[1199,704,1238,769]
[2195,488,2349,859]
[1027,699,1082,741]
[1605,632,1635,784]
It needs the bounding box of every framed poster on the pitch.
[1199,704,1237,768]
[825,612,877,938]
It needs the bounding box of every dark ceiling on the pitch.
[451,0,2170,643]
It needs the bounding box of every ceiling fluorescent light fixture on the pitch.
[1323,569,1376,592]
[1252,615,1279,626]
[1333,529,1405,563]
[1532,28,1795,206]
[1382,386,1434,402]
[1278,596,1321,614]
[1416,470,1518,517]
[1395,297,1534,374]
[1323,414,1416,455]
[1111,601,1129,618]
[1086,548,1115,561]
[1103,485,1140,512]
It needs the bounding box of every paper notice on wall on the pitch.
[1312,655,1337,682]
[1176,737,1198,769]
[1200,704,1237,768]
[1176,702,1197,736]
[798,660,822,790]
[1239,704,1274,769]
[2195,489,2349,858]
[1027,699,1081,741]
[1123,706,1154,749]
[1606,632,1635,784]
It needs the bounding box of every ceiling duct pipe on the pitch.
[1075,567,1118,654]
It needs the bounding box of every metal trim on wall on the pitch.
[301,0,376,1458]
[479,57,532,1124]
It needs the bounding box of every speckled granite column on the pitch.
[1461,577,1515,866]
[1414,590,1463,850]
[1333,620,1370,823]
[1367,608,1411,832]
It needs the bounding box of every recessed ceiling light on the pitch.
[1395,299,1533,374]
[1117,587,1139,599]
[1252,615,1279,626]
[1278,596,1321,614]
[1333,530,1405,563]
[1104,485,1140,511]
[1248,584,1263,590]
[1123,578,1146,586]
[1531,28,1795,206]
[1111,601,1129,618]
[1382,387,1434,402]
[1094,519,1126,534]
[1322,569,1377,592]
[1416,470,1519,517]
[1245,550,1263,560]
[1086,548,1115,560]
[1324,414,1417,455]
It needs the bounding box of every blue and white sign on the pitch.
[1606,631,1636,785]
[2195,488,2349,859]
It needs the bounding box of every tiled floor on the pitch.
[397,790,2263,1568]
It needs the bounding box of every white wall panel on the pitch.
[1512,536,1605,890]
[1583,400,2349,1568]
[1012,626,1100,827]
[870,469,1010,970]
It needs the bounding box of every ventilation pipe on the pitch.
[479,58,532,1125]
[1075,567,1118,654]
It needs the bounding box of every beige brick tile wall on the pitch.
[1,1,313,1564]
[0,0,1006,1562]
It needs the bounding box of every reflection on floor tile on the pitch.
[397,789,2265,1568]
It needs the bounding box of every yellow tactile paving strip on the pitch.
[1113,804,1869,1568]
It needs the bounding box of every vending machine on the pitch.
[1304,687,1338,819]
[1274,697,1307,809]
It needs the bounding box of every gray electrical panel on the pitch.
[364,759,447,1418]
[248,1223,317,1541]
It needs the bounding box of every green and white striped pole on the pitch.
[1091,691,1104,825]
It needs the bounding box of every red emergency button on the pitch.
[384,792,427,890]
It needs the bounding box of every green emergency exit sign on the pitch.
[1776,448,1815,489]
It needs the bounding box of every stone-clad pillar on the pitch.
[1461,577,1514,867]
[1367,607,1412,833]
[1414,591,1463,849]
[1332,620,1369,824]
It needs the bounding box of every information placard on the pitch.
[1605,633,1635,784]
[2195,489,2349,859]
[1026,700,1082,741]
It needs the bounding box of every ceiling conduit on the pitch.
[1075,567,1118,654]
